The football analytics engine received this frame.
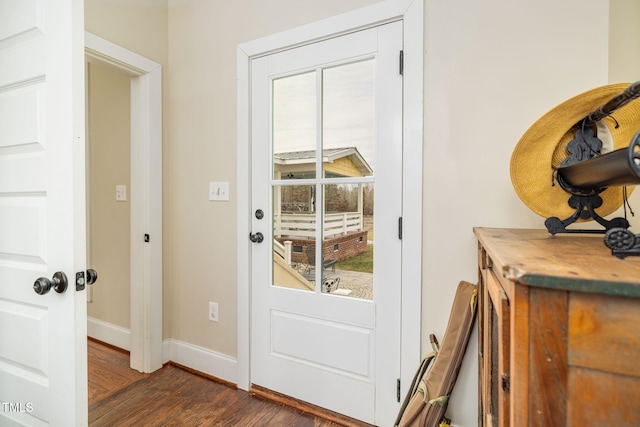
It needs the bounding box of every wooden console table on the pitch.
[474,227,640,427]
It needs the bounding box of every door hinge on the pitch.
[399,50,404,75]
[397,378,401,402]
[398,217,403,240]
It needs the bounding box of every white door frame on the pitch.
[85,32,163,373]
[237,0,423,400]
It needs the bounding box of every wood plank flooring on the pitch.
[88,339,373,426]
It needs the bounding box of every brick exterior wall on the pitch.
[276,230,368,265]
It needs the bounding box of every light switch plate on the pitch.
[116,185,127,201]
[209,182,229,201]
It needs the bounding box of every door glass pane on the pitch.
[272,71,317,180]
[272,184,315,292]
[322,60,375,179]
[272,71,318,291]
[323,183,374,299]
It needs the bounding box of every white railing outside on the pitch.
[274,239,292,265]
[274,212,363,239]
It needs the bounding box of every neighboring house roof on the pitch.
[274,147,373,178]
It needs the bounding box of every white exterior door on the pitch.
[250,22,402,425]
[0,0,87,425]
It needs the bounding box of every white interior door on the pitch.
[250,22,402,425]
[0,0,87,425]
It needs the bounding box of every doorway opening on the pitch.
[86,59,132,355]
[84,33,163,374]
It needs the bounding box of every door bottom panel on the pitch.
[271,310,373,378]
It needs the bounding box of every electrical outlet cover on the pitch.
[115,184,127,201]
[209,301,219,322]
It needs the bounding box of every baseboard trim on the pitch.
[87,317,131,351]
[167,338,238,385]
[86,320,238,387]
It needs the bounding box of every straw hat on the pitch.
[510,83,640,220]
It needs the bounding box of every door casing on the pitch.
[237,0,424,402]
[85,33,163,373]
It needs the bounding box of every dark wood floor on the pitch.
[88,339,373,426]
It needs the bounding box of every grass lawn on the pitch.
[335,244,373,273]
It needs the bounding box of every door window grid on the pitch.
[271,59,375,299]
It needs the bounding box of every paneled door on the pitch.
[250,22,402,425]
[0,0,87,425]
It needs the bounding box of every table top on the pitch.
[474,227,640,298]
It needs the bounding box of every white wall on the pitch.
[610,0,640,83]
